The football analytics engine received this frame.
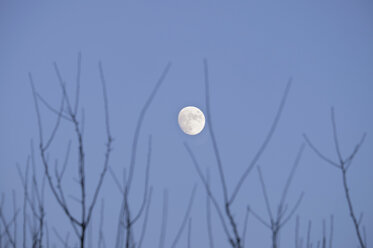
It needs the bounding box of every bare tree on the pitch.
[303,108,367,248]
[29,53,113,248]
[249,144,305,248]
[184,59,292,248]
[2,55,370,248]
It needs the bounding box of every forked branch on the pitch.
[304,108,366,248]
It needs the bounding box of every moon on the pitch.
[178,106,206,135]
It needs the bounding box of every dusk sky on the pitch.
[0,1,372,247]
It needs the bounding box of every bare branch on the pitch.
[241,207,250,248]
[329,215,333,248]
[187,218,192,248]
[36,93,72,121]
[330,107,344,163]
[52,228,71,248]
[303,134,340,169]
[203,59,243,247]
[29,73,44,144]
[230,79,292,204]
[53,62,74,115]
[358,212,364,226]
[98,199,105,248]
[345,133,367,171]
[74,52,82,115]
[12,191,17,248]
[295,216,300,248]
[17,157,30,248]
[203,59,228,203]
[158,190,168,248]
[46,221,50,248]
[206,169,214,248]
[307,109,366,248]
[278,144,305,217]
[184,142,233,241]
[56,141,72,183]
[86,61,114,224]
[126,63,172,194]
[131,135,153,225]
[257,166,274,223]
[307,221,312,248]
[248,206,270,229]
[362,226,367,247]
[43,94,65,151]
[0,204,18,248]
[170,185,197,248]
[280,192,304,227]
[109,167,124,193]
[137,187,153,248]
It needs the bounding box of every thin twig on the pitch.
[131,135,153,225]
[52,228,70,248]
[86,61,113,224]
[241,207,250,248]
[257,166,274,222]
[230,79,292,204]
[184,143,233,242]
[248,206,270,229]
[302,134,340,169]
[0,206,18,248]
[295,216,300,248]
[206,169,214,248]
[307,221,312,248]
[305,109,366,248]
[126,63,172,194]
[170,185,197,248]
[98,199,105,248]
[203,59,228,203]
[187,218,192,248]
[158,190,168,248]
[137,187,153,248]
[74,52,82,115]
[329,215,333,248]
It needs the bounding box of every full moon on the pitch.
[178,106,206,135]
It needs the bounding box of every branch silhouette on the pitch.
[303,108,366,248]
[29,53,113,248]
[184,59,293,248]
[249,144,305,248]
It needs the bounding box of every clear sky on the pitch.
[0,0,372,247]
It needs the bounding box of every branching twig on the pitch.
[126,63,172,194]
[304,108,366,248]
[230,79,292,204]
[185,60,293,248]
[30,54,113,247]
[0,199,18,248]
[251,144,305,248]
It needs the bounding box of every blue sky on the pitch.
[0,0,373,247]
